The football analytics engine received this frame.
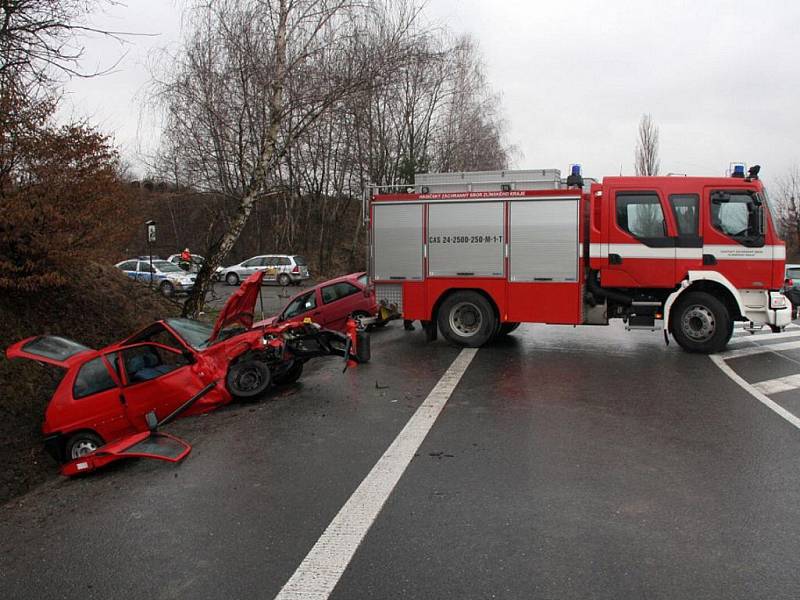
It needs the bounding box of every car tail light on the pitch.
[292,265,299,273]
[789,279,794,287]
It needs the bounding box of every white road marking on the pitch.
[718,340,800,359]
[729,329,800,345]
[709,355,800,430]
[274,348,479,600]
[753,374,800,395]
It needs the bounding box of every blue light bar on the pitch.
[571,164,581,176]
[733,164,745,175]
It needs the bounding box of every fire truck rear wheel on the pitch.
[438,291,497,347]
[671,291,732,353]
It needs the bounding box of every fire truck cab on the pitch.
[367,166,790,353]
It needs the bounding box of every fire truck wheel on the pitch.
[438,291,497,347]
[273,360,303,385]
[226,360,271,398]
[65,431,104,462]
[671,291,731,353]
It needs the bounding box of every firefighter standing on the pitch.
[179,248,191,271]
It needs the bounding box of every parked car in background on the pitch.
[115,258,196,297]
[256,272,379,332]
[784,263,800,318]
[167,253,205,273]
[217,254,310,286]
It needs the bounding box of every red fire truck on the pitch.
[367,165,790,353]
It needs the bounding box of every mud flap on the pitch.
[61,431,191,476]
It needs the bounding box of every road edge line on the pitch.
[709,354,800,430]
[273,347,479,600]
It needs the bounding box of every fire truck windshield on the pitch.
[710,190,764,247]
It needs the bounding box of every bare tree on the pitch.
[773,165,800,258]
[150,0,423,317]
[0,0,128,88]
[634,113,660,176]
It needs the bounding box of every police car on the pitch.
[115,258,197,297]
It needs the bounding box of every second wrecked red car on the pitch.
[6,271,369,469]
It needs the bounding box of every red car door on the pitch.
[320,281,364,330]
[115,342,207,431]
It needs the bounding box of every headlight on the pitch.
[770,293,788,309]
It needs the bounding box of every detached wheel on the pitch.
[437,291,497,348]
[273,360,303,385]
[226,272,240,286]
[65,431,104,462]
[159,280,175,297]
[226,360,271,399]
[277,273,291,286]
[671,291,732,354]
[497,322,521,336]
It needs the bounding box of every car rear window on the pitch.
[293,256,307,266]
[23,336,90,361]
[786,268,800,279]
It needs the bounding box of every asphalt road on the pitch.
[1,322,799,599]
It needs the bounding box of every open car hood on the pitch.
[210,270,265,342]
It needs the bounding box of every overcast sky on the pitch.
[61,0,800,186]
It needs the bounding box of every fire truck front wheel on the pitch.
[671,291,732,354]
[438,291,497,347]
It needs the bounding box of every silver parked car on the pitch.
[217,254,310,286]
[115,258,197,297]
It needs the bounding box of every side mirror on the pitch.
[145,411,158,432]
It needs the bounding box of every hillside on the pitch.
[0,263,180,504]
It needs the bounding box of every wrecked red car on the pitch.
[256,272,390,332]
[6,271,368,472]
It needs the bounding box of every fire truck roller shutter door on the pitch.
[509,199,580,282]
[427,202,504,277]
[372,203,424,281]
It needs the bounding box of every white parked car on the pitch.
[217,254,310,286]
[116,258,197,297]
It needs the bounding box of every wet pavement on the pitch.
[1,322,799,599]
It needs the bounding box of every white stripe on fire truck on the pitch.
[586,244,784,260]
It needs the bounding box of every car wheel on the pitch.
[226,272,240,286]
[273,360,304,385]
[65,431,104,462]
[226,360,271,399]
[437,291,497,348]
[160,280,175,297]
[496,322,521,337]
[671,291,732,354]
[277,273,291,286]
